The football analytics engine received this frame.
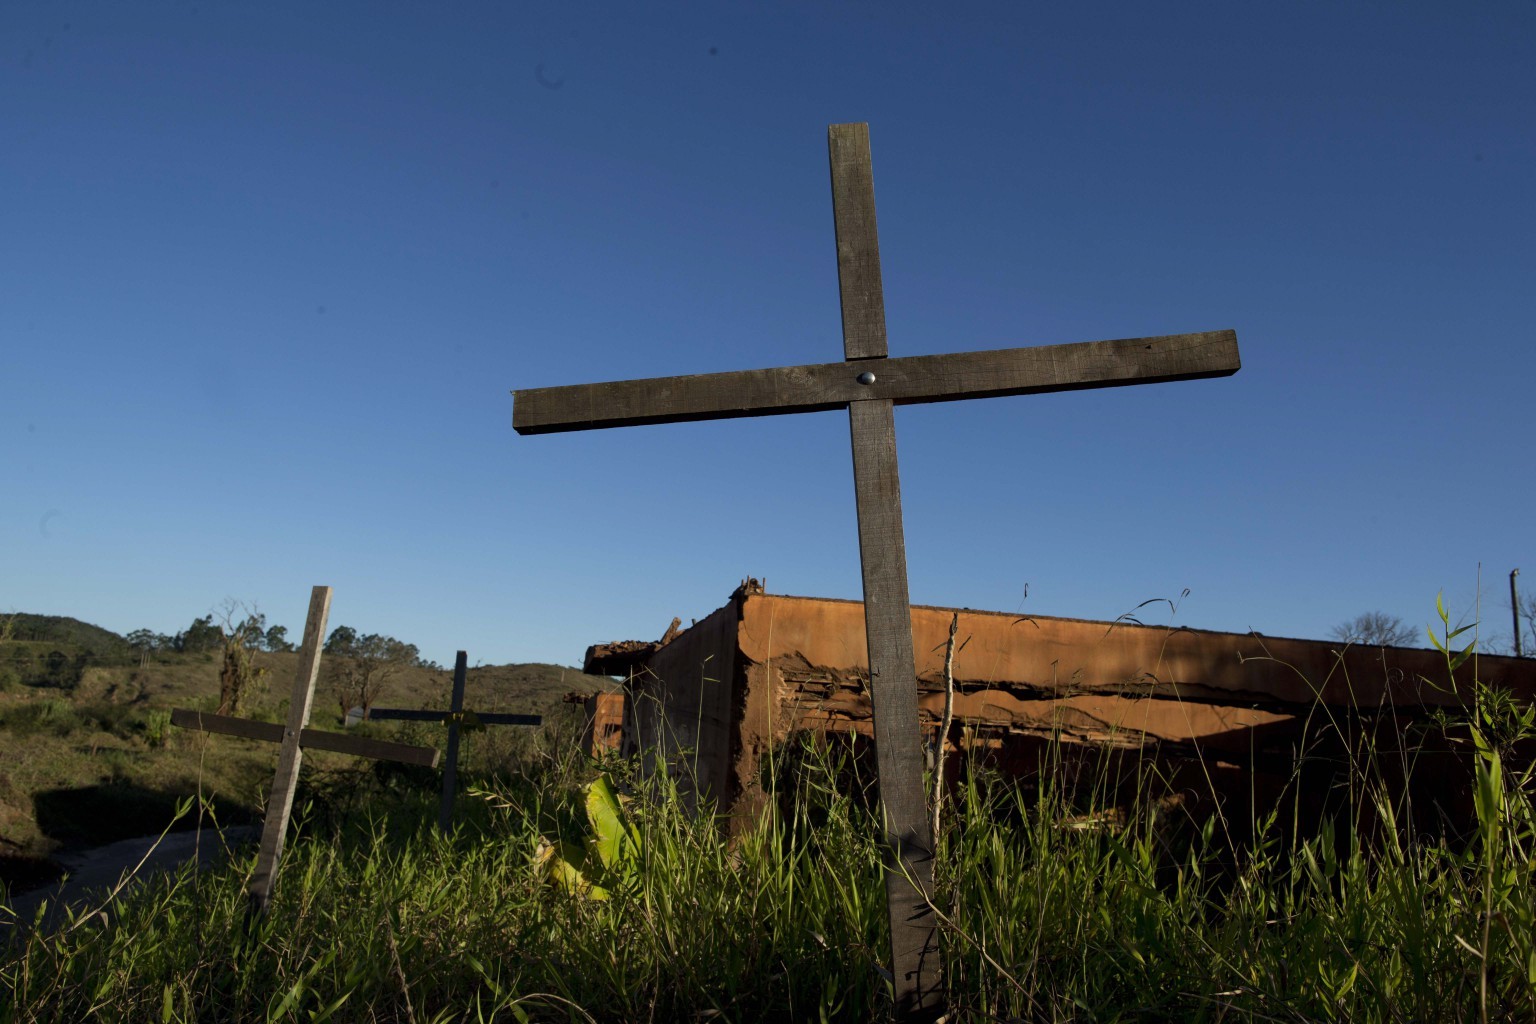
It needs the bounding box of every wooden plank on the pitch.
[367,708,453,723]
[439,651,467,833]
[462,711,542,727]
[298,727,439,766]
[847,398,942,1017]
[513,330,1238,434]
[367,708,542,726]
[833,124,938,1019]
[828,123,888,361]
[249,585,330,912]
[171,709,439,767]
[172,707,282,743]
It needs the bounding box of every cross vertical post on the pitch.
[830,122,941,1015]
[249,585,331,912]
[439,651,468,833]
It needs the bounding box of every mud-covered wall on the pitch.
[621,600,740,814]
[730,593,1535,830]
[738,594,1532,714]
[596,589,1535,830]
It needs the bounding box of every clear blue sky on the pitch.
[4,2,1533,668]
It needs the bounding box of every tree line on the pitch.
[123,606,438,720]
[124,613,293,657]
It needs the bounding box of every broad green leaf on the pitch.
[585,774,635,873]
[1475,751,1504,842]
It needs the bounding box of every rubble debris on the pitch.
[582,614,686,675]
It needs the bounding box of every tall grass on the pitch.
[3,651,1533,1022]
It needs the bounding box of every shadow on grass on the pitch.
[31,782,256,848]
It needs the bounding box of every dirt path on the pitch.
[1,825,259,939]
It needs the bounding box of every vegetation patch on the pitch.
[2,661,1532,1023]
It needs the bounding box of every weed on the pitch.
[142,710,173,750]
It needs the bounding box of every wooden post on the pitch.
[832,123,939,1015]
[511,123,1240,1020]
[1513,569,1523,658]
[250,585,328,912]
[439,651,467,832]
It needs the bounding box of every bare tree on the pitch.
[215,600,269,716]
[323,627,419,721]
[1330,611,1415,648]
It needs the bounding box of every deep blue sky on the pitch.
[4,2,1533,667]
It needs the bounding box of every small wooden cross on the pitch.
[171,586,440,912]
[359,650,542,832]
[512,123,1240,1019]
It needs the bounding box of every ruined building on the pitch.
[582,580,1536,835]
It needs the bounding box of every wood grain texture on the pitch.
[847,399,942,1018]
[513,330,1238,434]
[828,123,888,361]
[250,585,330,911]
[169,711,441,766]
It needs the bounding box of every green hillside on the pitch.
[2,614,134,655]
[0,610,618,891]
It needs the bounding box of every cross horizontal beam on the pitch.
[171,708,440,767]
[367,707,542,727]
[513,329,1237,435]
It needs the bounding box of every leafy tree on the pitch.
[125,628,160,667]
[323,628,419,721]
[324,625,358,655]
[176,615,222,654]
[263,624,293,652]
[1330,611,1415,648]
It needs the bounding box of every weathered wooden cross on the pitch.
[172,586,440,912]
[511,123,1240,1019]
[355,649,542,832]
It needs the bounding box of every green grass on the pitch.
[2,605,1533,1022]
[3,670,1533,1024]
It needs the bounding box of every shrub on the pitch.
[142,709,172,750]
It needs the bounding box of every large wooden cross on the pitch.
[512,123,1240,1019]
[172,586,439,912]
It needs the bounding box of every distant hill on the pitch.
[462,661,618,723]
[3,614,132,657]
[0,611,617,713]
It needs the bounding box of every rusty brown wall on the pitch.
[738,594,1532,713]
[721,592,1535,832]
[589,692,625,754]
[602,590,1535,830]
